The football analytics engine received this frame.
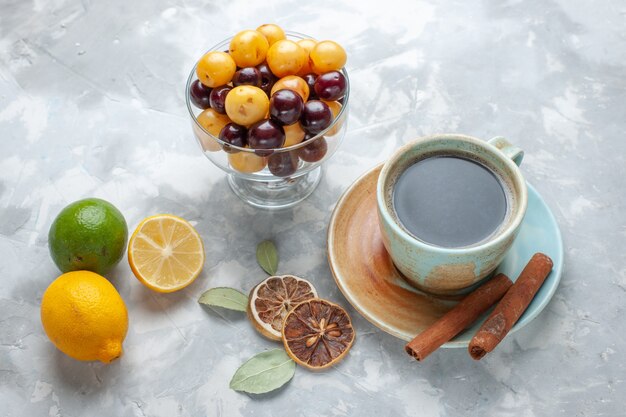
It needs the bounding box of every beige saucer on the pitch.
[327,164,563,347]
[327,164,459,344]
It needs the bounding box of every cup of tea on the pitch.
[376,134,528,295]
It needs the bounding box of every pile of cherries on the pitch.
[189,24,347,177]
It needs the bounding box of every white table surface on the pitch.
[1,0,625,415]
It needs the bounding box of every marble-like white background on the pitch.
[1,0,625,415]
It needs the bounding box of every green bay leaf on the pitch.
[198,287,248,312]
[230,348,295,394]
[256,240,278,275]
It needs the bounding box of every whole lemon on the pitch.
[48,198,128,275]
[40,271,128,363]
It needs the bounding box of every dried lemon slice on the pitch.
[282,298,355,370]
[128,214,205,293]
[248,275,318,340]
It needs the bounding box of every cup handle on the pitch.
[488,136,524,166]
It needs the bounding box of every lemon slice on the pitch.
[248,275,318,340]
[282,298,355,370]
[128,214,205,293]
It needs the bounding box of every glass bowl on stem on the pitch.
[185,32,349,210]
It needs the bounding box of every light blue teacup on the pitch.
[376,134,528,295]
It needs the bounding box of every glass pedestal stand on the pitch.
[227,166,322,209]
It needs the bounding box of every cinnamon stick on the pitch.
[468,253,553,360]
[405,273,513,361]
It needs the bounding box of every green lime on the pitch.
[48,198,128,275]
